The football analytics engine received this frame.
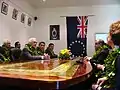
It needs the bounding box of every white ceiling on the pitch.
[25,0,120,8]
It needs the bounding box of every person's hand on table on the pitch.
[97,77,107,86]
[92,84,102,90]
[97,64,105,71]
[92,77,107,90]
[44,54,50,60]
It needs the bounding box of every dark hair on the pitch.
[98,40,105,46]
[15,41,20,47]
[112,33,120,45]
[48,43,54,47]
[39,42,45,46]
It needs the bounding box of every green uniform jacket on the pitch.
[36,47,45,55]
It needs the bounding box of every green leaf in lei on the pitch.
[2,46,11,62]
[92,45,109,59]
[50,49,55,56]
[25,44,38,56]
[0,54,10,63]
[37,48,44,55]
[102,48,120,88]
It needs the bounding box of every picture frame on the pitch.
[95,33,108,43]
[1,2,8,15]
[50,25,60,40]
[12,8,18,20]
[21,13,25,23]
[28,17,32,26]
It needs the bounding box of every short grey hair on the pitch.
[28,38,37,43]
[3,39,11,45]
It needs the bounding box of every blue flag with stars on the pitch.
[66,16,88,57]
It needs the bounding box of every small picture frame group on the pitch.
[1,2,8,15]
[12,8,18,20]
[1,1,32,26]
[28,17,32,26]
[21,13,25,23]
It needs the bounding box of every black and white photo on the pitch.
[12,8,18,20]
[1,2,8,15]
[21,13,25,23]
[50,25,60,40]
[28,17,32,26]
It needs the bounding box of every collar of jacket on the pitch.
[25,44,38,55]
[37,47,44,55]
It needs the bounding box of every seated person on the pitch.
[37,42,45,55]
[0,39,12,62]
[45,43,58,59]
[92,21,120,90]
[91,39,110,65]
[21,38,50,60]
[84,39,112,88]
[14,41,21,49]
[0,47,5,62]
[87,39,111,76]
[11,41,21,60]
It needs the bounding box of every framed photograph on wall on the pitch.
[95,33,108,43]
[21,13,25,23]
[28,17,32,26]
[1,2,8,15]
[50,25,60,40]
[12,8,18,20]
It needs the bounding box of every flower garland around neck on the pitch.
[25,44,38,55]
[92,45,108,59]
[97,48,120,88]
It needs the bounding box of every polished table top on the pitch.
[0,58,92,89]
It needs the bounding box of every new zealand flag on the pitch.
[66,16,88,57]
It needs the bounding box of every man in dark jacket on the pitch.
[85,40,110,89]
[11,41,22,61]
[21,38,50,60]
[45,43,58,59]
[91,40,110,65]
[37,42,45,55]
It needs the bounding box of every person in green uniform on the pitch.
[21,38,50,60]
[37,42,45,55]
[0,39,12,62]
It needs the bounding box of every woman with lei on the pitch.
[92,21,120,90]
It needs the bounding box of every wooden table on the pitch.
[0,58,92,90]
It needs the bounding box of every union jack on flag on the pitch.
[77,16,88,38]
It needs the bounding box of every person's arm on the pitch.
[22,48,44,60]
[92,77,107,90]
[90,49,109,70]
[51,53,58,58]
[97,49,109,64]
[0,53,4,62]
[45,48,49,55]
[45,48,58,59]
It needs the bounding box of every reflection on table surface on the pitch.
[0,58,92,82]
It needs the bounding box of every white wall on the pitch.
[34,5,120,56]
[0,0,35,48]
